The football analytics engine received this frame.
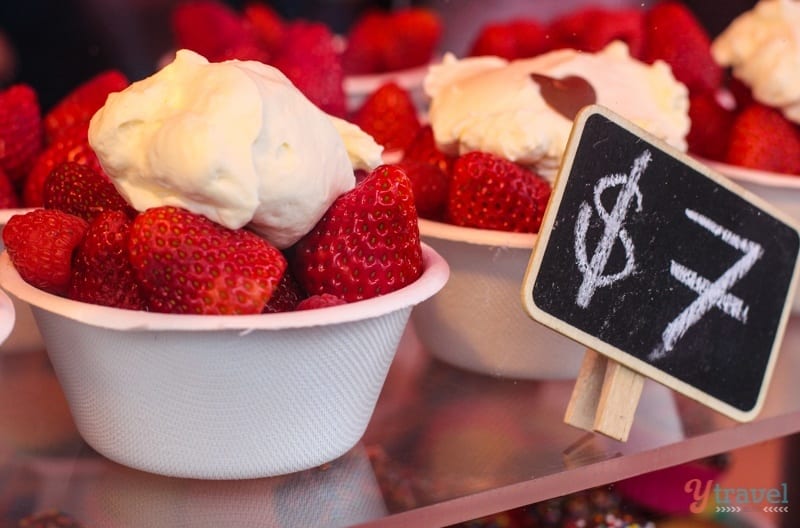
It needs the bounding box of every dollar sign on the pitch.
[574,150,651,308]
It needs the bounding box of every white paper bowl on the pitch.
[0,208,45,354]
[344,61,431,112]
[0,287,14,346]
[0,244,448,480]
[412,219,584,379]
[702,160,800,313]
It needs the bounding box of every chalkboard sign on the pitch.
[522,105,800,422]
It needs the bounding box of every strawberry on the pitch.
[509,20,553,59]
[0,167,19,208]
[343,8,441,75]
[43,161,135,222]
[293,164,423,302]
[725,103,800,175]
[0,84,43,184]
[395,159,449,219]
[383,8,442,72]
[686,91,736,162]
[271,21,347,117]
[643,1,722,95]
[128,206,286,314]
[2,209,88,295]
[342,11,391,75]
[262,269,306,313]
[68,210,146,310]
[43,70,128,144]
[446,151,551,233]
[468,22,520,60]
[214,38,272,63]
[171,0,259,62]
[23,121,105,207]
[243,2,286,56]
[549,8,646,58]
[296,293,347,311]
[402,125,455,177]
[468,19,550,60]
[351,82,421,151]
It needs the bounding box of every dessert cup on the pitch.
[0,208,45,354]
[412,219,584,379]
[0,244,449,480]
[701,159,800,314]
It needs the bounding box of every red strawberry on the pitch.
[43,161,135,222]
[468,19,550,60]
[296,293,347,311]
[383,8,442,71]
[128,206,286,314]
[509,20,552,59]
[447,151,551,233]
[0,167,19,208]
[468,22,520,60]
[686,91,737,161]
[23,121,105,207]
[243,2,286,56]
[2,209,88,295]
[68,210,146,310]
[43,70,129,143]
[549,8,646,58]
[215,38,272,63]
[352,82,421,151]
[402,124,456,176]
[262,269,307,313]
[272,22,347,117]
[395,159,449,219]
[0,84,43,184]
[725,103,800,175]
[342,11,391,75]
[293,164,423,302]
[643,1,722,94]
[172,0,255,62]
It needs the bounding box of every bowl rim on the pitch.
[700,158,800,190]
[418,218,537,249]
[343,60,433,94]
[0,243,449,331]
[0,207,38,225]
[0,288,14,344]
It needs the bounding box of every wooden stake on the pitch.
[564,349,644,442]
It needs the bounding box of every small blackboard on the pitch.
[522,105,800,422]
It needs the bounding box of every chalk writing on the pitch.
[651,208,764,360]
[574,150,651,308]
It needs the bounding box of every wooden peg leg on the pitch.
[593,361,644,442]
[564,349,608,432]
[564,349,645,442]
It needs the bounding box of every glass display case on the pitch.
[0,314,797,526]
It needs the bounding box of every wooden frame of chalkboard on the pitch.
[522,104,800,423]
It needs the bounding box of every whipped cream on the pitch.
[711,0,800,124]
[89,49,382,249]
[424,42,690,179]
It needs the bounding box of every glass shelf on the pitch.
[0,315,798,527]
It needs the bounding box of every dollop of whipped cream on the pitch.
[89,49,382,249]
[424,42,690,179]
[711,0,800,123]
